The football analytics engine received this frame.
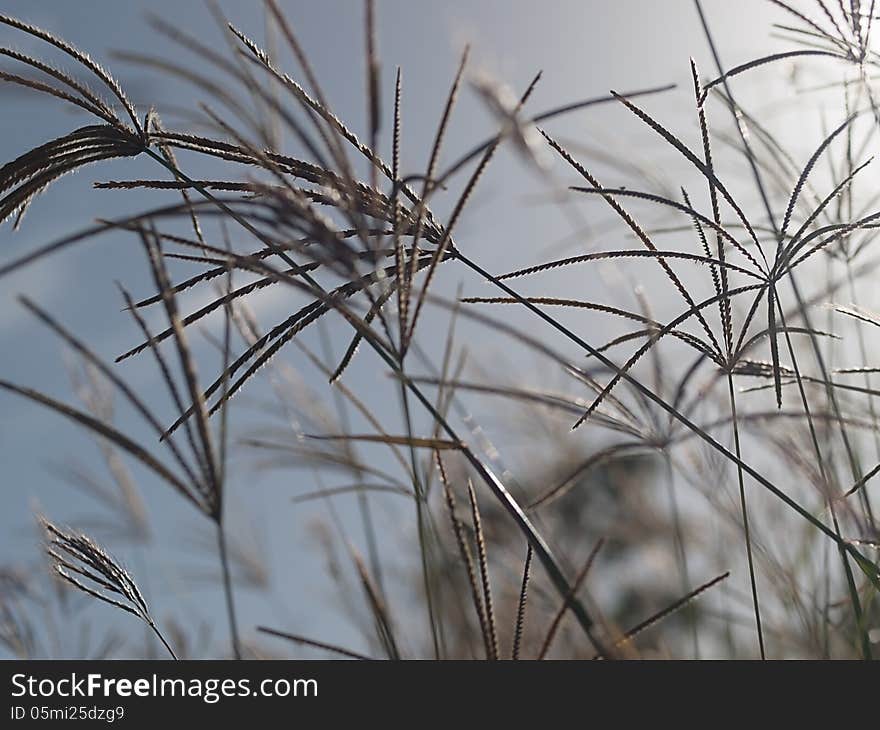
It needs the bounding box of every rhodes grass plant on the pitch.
[1,0,879,659]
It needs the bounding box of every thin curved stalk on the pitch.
[726,373,765,659]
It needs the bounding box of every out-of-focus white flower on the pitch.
[470,70,551,172]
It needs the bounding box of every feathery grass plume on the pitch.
[700,0,877,658]
[0,15,140,129]
[137,225,243,659]
[0,16,146,228]
[501,42,880,654]
[449,262,872,588]
[405,71,543,354]
[466,479,499,660]
[40,518,176,658]
[3,0,880,661]
[436,453,493,659]
[399,46,470,353]
[0,124,143,228]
